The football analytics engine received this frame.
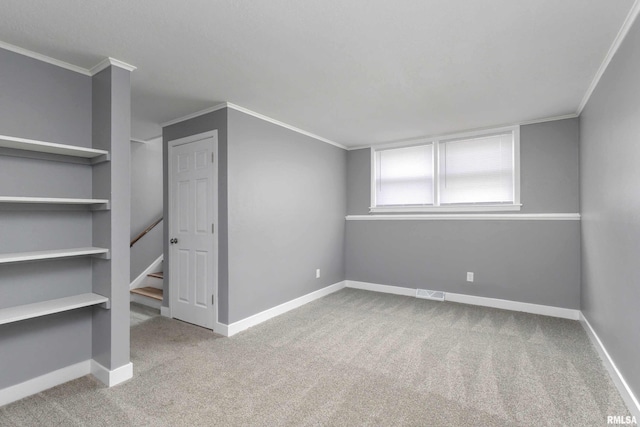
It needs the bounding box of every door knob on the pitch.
[170,238,179,244]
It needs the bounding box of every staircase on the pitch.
[130,271,163,309]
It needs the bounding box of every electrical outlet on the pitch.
[466,272,474,282]
[316,269,321,279]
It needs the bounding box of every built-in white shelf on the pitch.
[0,196,110,209]
[0,293,110,326]
[0,135,109,164]
[0,247,110,264]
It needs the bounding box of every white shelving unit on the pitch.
[0,247,110,264]
[0,196,110,209]
[0,134,111,324]
[0,293,109,326]
[0,134,109,164]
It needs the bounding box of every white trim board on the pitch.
[346,213,581,221]
[444,291,579,320]
[344,280,580,320]
[0,40,91,76]
[90,361,133,387]
[161,102,347,150]
[347,114,579,151]
[0,360,91,407]
[130,255,163,290]
[89,57,136,75]
[160,103,228,127]
[580,313,640,419]
[0,359,133,407]
[577,0,640,114]
[0,40,135,76]
[223,281,346,337]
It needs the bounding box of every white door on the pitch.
[168,131,217,329]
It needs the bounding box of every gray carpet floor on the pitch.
[0,288,631,426]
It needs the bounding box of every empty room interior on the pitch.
[1,1,639,425]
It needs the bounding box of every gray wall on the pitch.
[130,138,163,281]
[163,108,347,325]
[580,16,640,404]
[163,109,229,322]
[131,139,163,238]
[346,119,581,309]
[226,109,347,323]
[0,48,93,388]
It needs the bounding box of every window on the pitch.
[371,127,520,212]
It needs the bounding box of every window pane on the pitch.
[376,144,433,206]
[439,133,514,204]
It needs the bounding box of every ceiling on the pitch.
[0,1,635,147]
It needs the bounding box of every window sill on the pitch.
[369,204,522,214]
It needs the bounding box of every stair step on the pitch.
[147,272,163,279]
[130,287,163,301]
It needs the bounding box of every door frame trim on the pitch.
[167,130,219,332]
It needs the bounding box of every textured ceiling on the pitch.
[0,1,635,147]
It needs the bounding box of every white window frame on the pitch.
[370,126,521,213]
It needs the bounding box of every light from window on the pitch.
[439,133,514,205]
[376,144,433,206]
[372,127,520,212]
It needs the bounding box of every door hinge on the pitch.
[212,223,215,234]
[212,294,215,305]
[211,152,214,163]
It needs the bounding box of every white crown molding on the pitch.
[348,114,578,151]
[161,103,228,127]
[519,113,580,126]
[89,57,137,76]
[162,102,347,150]
[226,103,347,150]
[0,40,136,77]
[346,213,581,221]
[580,313,640,418]
[577,0,640,115]
[0,40,91,76]
[130,135,162,144]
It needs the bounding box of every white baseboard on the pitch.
[0,360,91,407]
[225,281,346,337]
[130,255,163,290]
[346,280,415,297]
[160,305,171,318]
[580,313,640,419]
[344,280,580,320]
[90,361,133,387]
[445,292,580,320]
[214,322,229,337]
[130,293,162,310]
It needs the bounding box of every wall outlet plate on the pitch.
[467,272,474,282]
[316,269,320,279]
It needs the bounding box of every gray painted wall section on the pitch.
[131,139,163,238]
[346,220,580,308]
[345,119,581,309]
[91,66,132,370]
[347,119,580,215]
[226,109,346,323]
[580,16,640,404]
[130,139,163,281]
[0,48,93,388]
[163,109,229,323]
